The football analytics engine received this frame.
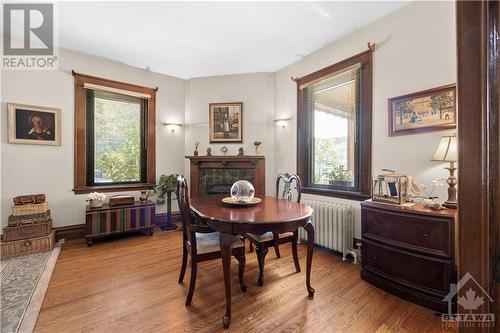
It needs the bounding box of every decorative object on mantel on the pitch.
[372,169,421,205]
[388,84,456,136]
[206,147,212,156]
[109,195,134,207]
[253,141,262,155]
[274,117,291,128]
[152,174,179,229]
[220,146,229,155]
[7,103,61,146]
[87,192,106,208]
[238,147,244,156]
[162,122,183,132]
[431,135,458,208]
[209,102,243,143]
[194,142,200,156]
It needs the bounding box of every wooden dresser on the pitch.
[360,200,457,313]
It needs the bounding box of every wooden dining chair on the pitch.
[176,176,247,305]
[245,173,302,286]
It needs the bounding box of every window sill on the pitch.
[302,187,371,201]
[73,183,154,194]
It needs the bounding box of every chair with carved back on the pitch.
[176,176,247,305]
[245,173,302,286]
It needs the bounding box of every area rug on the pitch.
[1,240,63,333]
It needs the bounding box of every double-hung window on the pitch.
[297,50,372,200]
[73,73,156,193]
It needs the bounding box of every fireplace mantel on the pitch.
[186,155,265,197]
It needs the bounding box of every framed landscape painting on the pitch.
[209,102,243,143]
[7,103,61,145]
[388,84,456,136]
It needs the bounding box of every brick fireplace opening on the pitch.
[186,156,265,197]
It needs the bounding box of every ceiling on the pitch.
[58,2,409,79]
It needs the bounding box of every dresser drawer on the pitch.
[362,207,452,257]
[363,240,451,296]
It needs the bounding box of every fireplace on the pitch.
[186,155,265,197]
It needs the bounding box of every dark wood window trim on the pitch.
[73,72,157,194]
[296,49,373,201]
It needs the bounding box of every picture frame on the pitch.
[209,102,243,143]
[7,103,61,145]
[388,84,456,136]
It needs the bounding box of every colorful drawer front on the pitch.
[86,205,155,237]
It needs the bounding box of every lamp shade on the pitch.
[431,135,458,162]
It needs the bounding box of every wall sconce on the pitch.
[274,117,291,128]
[162,122,183,132]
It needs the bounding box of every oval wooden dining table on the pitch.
[190,195,315,328]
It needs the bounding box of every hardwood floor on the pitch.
[35,229,454,333]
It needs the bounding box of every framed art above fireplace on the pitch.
[209,102,243,143]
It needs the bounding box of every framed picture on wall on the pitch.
[388,84,456,136]
[7,103,61,145]
[209,102,243,143]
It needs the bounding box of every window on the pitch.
[297,50,372,200]
[74,72,156,193]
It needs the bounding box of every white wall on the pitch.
[1,49,185,229]
[274,1,456,237]
[184,73,276,194]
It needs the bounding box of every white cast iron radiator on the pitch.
[299,199,354,259]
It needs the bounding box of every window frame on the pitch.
[73,72,157,194]
[296,49,372,201]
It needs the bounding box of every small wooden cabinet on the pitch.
[360,200,457,313]
[85,201,155,246]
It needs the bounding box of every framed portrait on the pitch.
[388,84,456,136]
[7,103,61,145]
[209,102,243,143]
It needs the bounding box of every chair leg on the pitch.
[292,231,301,273]
[185,259,197,306]
[272,232,281,258]
[236,253,247,292]
[255,245,268,286]
[178,244,188,283]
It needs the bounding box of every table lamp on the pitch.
[431,135,458,208]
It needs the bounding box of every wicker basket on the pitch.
[11,202,49,216]
[2,219,52,242]
[1,230,55,259]
[8,210,51,226]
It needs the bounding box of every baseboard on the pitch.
[54,224,86,241]
[54,212,181,240]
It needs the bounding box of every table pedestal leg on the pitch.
[303,220,315,298]
[220,232,238,328]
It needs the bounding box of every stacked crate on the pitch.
[1,194,55,258]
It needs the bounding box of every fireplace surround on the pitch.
[186,155,265,197]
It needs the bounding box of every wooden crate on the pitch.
[11,202,49,216]
[1,230,55,259]
[3,219,52,242]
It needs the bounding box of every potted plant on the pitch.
[325,166,353,187]
[254,141,262,155]
[152,174,179,229]
[87,192,106,208]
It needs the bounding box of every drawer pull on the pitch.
[373,256,377,261]
[23,240,32,247]
[423,233,430,238]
